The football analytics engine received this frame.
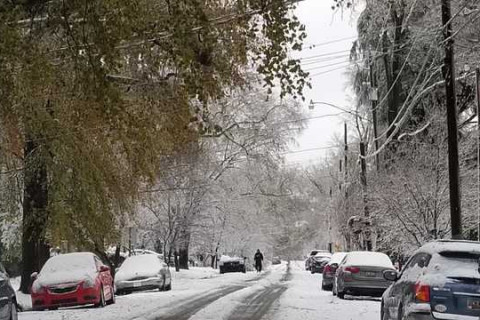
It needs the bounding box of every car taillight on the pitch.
[345,267,360,273]
[415,283,430,302]
[324,265,331,274]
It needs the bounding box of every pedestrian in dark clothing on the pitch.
[254,249,264,272]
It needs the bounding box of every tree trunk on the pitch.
[20,139,49,294]
[178,230,191,270]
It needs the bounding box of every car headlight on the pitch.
[83,277,95,288]
[31,281,45,294]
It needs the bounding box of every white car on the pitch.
[115,254,171,294]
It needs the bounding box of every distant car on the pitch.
[305,250,329,271]
[115,254,171,294]
[322,252,346,290]
[310,252,332,274]
[333,251,395,299]
[31,252,115,310]
[272,257,281,265]
[381,240,480,320]
[219,255,246,274]
[0,262,17,320]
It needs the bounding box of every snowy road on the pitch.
[18,261,380,320]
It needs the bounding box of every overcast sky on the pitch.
[285,0,361,165]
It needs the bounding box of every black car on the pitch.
[0,263,17,320]
[382,240,480,320]
[310,255,331,274]
[219,255,246,274]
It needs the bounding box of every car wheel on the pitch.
[165,282,172,291]
[337,290,345,299]
[10,302,18,320]
[96,286,106,308]
[381,302,389,320]
[107,285,115,305]
[159,275,167,291]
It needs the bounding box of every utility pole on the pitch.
[344,123,351,251]
[369,53,380,171]
[442,0,462,239]
[476,68,480,241]
[359,140,371,250]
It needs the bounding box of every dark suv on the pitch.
[381,240,480,320]
[0,262,17,320]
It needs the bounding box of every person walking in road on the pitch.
[254,249,264,272]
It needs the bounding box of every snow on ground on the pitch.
[18,266,259,320]
[17,261,381,320]
[188,262,287,320]
[267,261,380,320]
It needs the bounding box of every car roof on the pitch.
[417,240,480,255]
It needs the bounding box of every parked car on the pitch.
[0,262,17,320]
[305,250,330,271]
[219,255,246,274]
[30,252,115,310]
[333,251,395,299]
[115,254,171,294]
[381,240,480,320]
[310,252,332,274]
[322,252,346,290]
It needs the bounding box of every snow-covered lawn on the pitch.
[16,261,381,320]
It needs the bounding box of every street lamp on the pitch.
[308,100,370,122]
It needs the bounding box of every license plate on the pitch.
[468,299,480,310]
[365,271,376,277]
[133,281,142,288]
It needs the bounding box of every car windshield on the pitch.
[434,251,480,279]
[41,253,96,274]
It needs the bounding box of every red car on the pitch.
[31,252,115,310]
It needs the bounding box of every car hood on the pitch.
[36,270,96,287]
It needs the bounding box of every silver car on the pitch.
[115,254,171,294]
[333,251,395,299]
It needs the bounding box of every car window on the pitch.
[432,251,480,279]
[400,253,431,279]
[94,256,104,270]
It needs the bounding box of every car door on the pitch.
[94,256,112,298]
[385,253,431,319]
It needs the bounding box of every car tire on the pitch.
[10,302,18,320]
[381,302,389,320]
[96,286,106,308]
[165,282,172,291]
[321,283,329,291]
[337,291,345,299]
[107,285,115,305]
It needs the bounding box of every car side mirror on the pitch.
[30,272,38,280]
[99,265,110,273]
[383,270,399,282]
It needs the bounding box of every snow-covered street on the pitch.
[18,261,380,320]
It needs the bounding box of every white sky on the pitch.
[285,0,361,165]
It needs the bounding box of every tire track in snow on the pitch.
[227,262,290,320]
[226,285,288,320]
[153,285,245,320]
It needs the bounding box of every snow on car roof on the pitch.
[220,255,244,262]
[344,251,394,268]
[328,252,347,265]
[41,252,96,273]
[417,240,480,254]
